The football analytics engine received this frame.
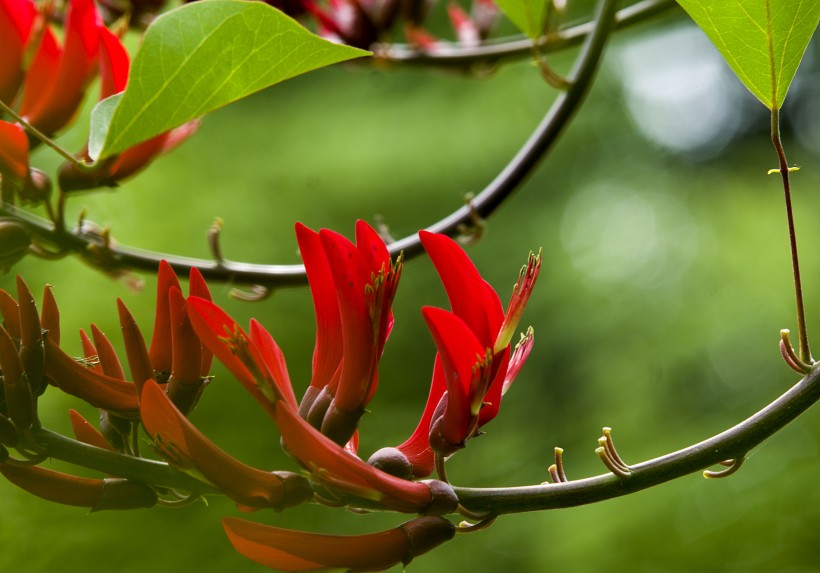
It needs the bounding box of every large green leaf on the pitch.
[676,0,819,110]
[495,0,550,40]
[90,0,369,160]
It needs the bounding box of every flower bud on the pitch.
[17,168,52,204]
[0,220,31,273]
[367,447,414,480]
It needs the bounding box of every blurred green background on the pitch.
[3,3,820,572]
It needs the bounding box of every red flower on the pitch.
[369,232,540,478]
[223,516,455,572]
[296,220,401,446]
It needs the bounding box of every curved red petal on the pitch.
[319,228,375,413]
[0,0,36,104]
[295,222,343,391]
[140,381,289,510]
[98,25,128,98]
[419,231,503,347]
[148,260,181,374]
[187,267,214,375]
[90,323,126,380]
[117,298,156,397]
[186,296,277,419]
[274,401,434,513]
[223,517,408,572]
[68,408,113,451]
[421,306,485,444]
[249,318,296,409]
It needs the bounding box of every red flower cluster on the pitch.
[0,220,539,571]
[0,0,196,199]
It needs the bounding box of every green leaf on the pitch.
[90,0,369,161]
[495,0,550,40]
[676,0,819,110]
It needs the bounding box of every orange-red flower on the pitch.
[140,380,312,511]
[223,516,455,572]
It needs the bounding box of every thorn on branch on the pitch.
[596,427,631,479]
[703,457,744,479]
[779,329,813,374]
[455,193,485,245]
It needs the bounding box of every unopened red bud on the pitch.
[420,479,458,516]
[400,516,456,565]
[0,220,31,273]
[367,447,413,480]
[40,286,60,346]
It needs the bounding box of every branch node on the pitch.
[703,457,744,479]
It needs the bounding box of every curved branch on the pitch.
[454,367,820,515]
[1,0,619,288]
[375,0,677,68]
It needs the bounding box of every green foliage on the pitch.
[676,0,819,110]
[494,0,550,40]
[89,0,369,160]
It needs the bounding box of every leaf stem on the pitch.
[771,107,811,363]
[0,100,94,172]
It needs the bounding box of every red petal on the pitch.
[319,228,375,413]
[98,25,128,98]
[295,222,342,391]
[140,381,290,510]
[40,285,60,346]
[394,357,446,478]
[186,297,277,419]
[222,517,408,572]
[0,0,36,104]
[421,306,486,445]
[148,260,181,374]
[274,400,434,513]
[40,285,59,345]
[419,231,503,348]
[17,27,61,127]
[187,267,214,375]
[117,298,156,397]
[20,0,100,134]
[78,328,101,374]
[90,323,126,380]
[0,288,21,339]
[68,408,113,451]
[249,319,296,409]
[44,335,139,416]
[0,121,29,180]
